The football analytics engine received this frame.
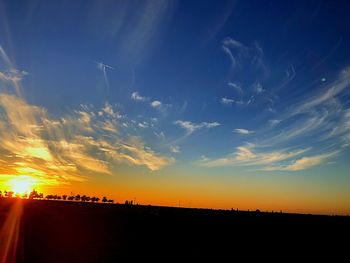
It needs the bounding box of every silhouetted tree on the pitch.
[62,194,67,200]
[90,197,100,203]
[81,195,87,202]
[68,195,74,201]
[29,190,40,199]
[108,199,114,203]
[86,196,91,202]
[75,194,81,201]
[102,196,107,203]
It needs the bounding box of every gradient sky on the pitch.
[1,0,350,214]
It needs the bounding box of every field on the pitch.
[1,198,349,262]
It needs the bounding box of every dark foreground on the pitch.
[0,198,349,262]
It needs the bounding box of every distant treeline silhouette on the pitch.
[0,190,114,204]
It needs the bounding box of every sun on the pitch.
[8,176,36,196]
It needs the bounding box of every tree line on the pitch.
[0,190,114,203]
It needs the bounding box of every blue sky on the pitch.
[1,0,350,213]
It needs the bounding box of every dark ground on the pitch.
[0,198,349,262]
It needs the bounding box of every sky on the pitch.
[0,0,350,215]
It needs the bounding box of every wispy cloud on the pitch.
[290,67,350,116]
[138,121,149,128]
[154,131,165,140]
[202,64,350,172]
[234,128,254,135]
[253,83,264,94]
[221,97,252,106]
[131,92,171,115]
[174,120,220,135]
[258,66,350,149]
[150,99,172,115]
[269,119,281,126]
[131,91,149,102]
[228,82,243,94]
[0,69,28,83]
[274,65,295,92]
[222,46,236,66]
[101,102,121,119]
[197,143,310,169]
[222,37,266,73]
[221,37,269,108]
[170,145,180,153]
[150,100,162,108]
[263,152,337,171]
[221,97,236,105]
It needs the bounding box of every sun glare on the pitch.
[8,177,36,196]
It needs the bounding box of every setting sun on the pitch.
[8,176,36,196]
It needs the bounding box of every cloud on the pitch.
[221,38,268,108]
[101,120,118,133]
[154,131,165,140]
[261,113,330,147]
[222,46,236,66]
[95,61,114,93]
[291,67,350,116]
[150,99,172,115]
[180,100,188,113]
[138,122,148,128]
[170,145,180,153]
[174,120,220,135]
[274,65,296,92]
[221,97,246,106]
[130,91,170,114]
[269,119,281,126]
[222,38,243,48]
[105,137,175,171]
[228,82,243,94]
[234,128,254,135]
[245,66,350,156]
[253,83,264,94]
[150,100,162,108]
[131,91,148,101]
[263,152,336,171]
[222,37,265,72]
[0,69,27,83]
[197,144,309,168]
[102,102,121,118]
[221,97,235,105]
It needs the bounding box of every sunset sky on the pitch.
[1,0,350,215]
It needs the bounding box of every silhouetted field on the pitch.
[1,198,349,262]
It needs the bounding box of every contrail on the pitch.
[94,61,115,93]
